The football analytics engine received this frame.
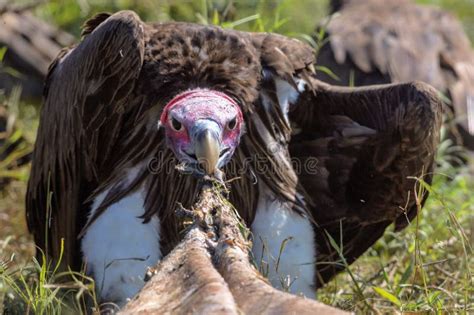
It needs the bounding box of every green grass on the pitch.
[318,164,473,313]
[1,244,99,315]
[317,133,474,313]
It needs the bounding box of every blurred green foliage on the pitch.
[30,0,474,42]
[32,0,328,38]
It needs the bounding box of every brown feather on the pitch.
[26,12,316,270]
[81,12,111,37]
[318,0,474,148]
[290,79,442,285]
[26,11,146,270]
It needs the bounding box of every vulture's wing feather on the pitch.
[26,11,145,269]
[317,0,474,147]
[290,79,442,285]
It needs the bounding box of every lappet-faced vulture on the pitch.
[318,0,474,149]
[26,11,442,306]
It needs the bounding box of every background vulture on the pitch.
[317,0,474,150]
[26,11,442,306]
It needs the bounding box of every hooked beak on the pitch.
[194,128,220,175]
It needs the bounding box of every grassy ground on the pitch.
[1,0,473,314]
[318,156,473,313]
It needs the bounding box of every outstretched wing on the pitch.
[290,79,442,285]
[26,11,145,270]
[316,0,474,148]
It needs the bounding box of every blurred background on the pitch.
[0,0,472,314]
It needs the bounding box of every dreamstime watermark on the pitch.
[147,151,321,177]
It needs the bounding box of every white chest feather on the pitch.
[274,77,307,122]
[81,183,161,307]
[251,183,316,298]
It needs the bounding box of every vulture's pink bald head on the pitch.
[160,89,244,175]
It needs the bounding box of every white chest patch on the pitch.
[81,184,161,307]
[251,183,316,298]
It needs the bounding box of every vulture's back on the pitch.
[317,0,474,148]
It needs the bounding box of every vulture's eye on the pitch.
[170,117,184,131]
[227,117,237,130]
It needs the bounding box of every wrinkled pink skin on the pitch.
[159,89,244,171]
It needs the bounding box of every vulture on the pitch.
[26,11,442,306]
[317,0,474,150]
